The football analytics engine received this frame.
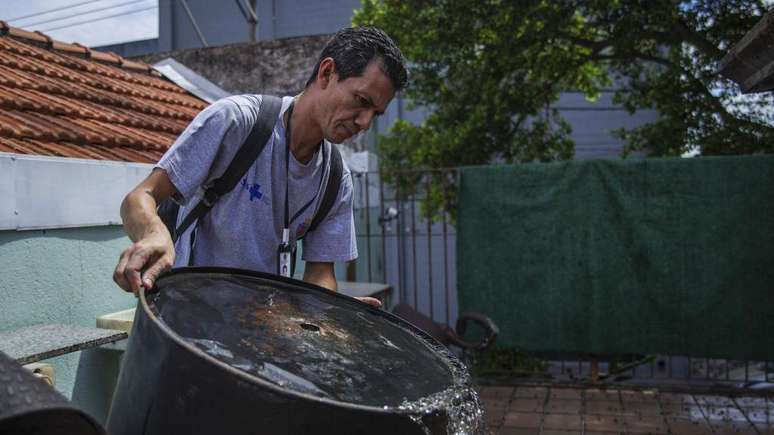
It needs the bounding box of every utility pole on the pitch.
[249,0,257,42]
[236,0,259,42]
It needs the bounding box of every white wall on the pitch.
[0,153,152,231]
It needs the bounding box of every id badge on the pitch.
[278,248,292,278]
[277,228,292,278]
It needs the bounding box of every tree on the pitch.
[354,0,774,186]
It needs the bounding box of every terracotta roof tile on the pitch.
[6,27,49,44]
[0,24,209,163]
[0,137,41,155]
[51,40,89,56]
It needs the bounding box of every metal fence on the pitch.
[349,169,459,327]
[540,356,773,390]
[349,169,773,391]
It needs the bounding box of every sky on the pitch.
[0,0,158,48]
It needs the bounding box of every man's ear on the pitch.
[317,57,337,89]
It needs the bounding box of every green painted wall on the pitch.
[0,225,135,423]
[0,221,377,423]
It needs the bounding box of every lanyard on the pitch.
[278,100,326,277]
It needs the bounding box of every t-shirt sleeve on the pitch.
[156,98,246,205]
[301,172,359,263]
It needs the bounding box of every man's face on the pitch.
[318,60,396,143]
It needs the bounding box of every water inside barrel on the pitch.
[148,273,455,407]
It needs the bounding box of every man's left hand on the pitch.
[355,297,382,308]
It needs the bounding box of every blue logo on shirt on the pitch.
[241,178,263,201]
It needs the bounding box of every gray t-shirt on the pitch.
[157,94,358,272]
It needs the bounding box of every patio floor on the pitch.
[477,385,774,434]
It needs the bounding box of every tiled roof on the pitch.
[0,22,208,163]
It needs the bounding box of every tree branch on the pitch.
[556,32,613,53]
[673,19,725,60]
[590,53,675,68]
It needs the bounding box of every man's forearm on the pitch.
[121,169,177,242]
[303,262,338,291]
[121,189,168,243]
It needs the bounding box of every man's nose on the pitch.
[355,110,375,131]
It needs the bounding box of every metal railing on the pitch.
[350,169,459,326]
[544,356,773,389]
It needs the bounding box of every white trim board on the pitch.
[0,153,153,231]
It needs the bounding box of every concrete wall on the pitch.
[93,38,160,58]
[0,226,135,423]
[153,0,358,52]
[256,0,360,40]
[136,34,328,97]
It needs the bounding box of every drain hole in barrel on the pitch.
[299,322,320,333]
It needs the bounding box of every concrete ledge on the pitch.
[96,308,137,333]
[0,323,127,365]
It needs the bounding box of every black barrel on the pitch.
[0,351,104,435]
[107,267,480,435]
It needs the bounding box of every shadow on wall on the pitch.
[71,349,124,424]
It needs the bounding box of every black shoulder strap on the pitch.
[171,95,283,242]
[306,143,343,235]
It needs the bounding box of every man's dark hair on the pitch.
[305,26,408,91]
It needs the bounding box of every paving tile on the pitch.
[664,417,712,435]
[481,396,510,408]
[585,400,624,415]
[486,412,506,428]
[584,414,625,432]
[740,406,773,423]
[708,421,758,435]
[623,415,667,433]
[659,393,696,404]
[679,405,710,421]
[735,397,769,408]
[620,389,659,403]
[509,398,543,413]
[479,386,515,399]
[542,413,582,430]
[658,400,691,415]
[476,385,773,435]
[496,428,539,435]
[623,401,662,416]
[540,430,582,435]
[503,412,542,428]
[694,394,734,407]
[514,387,548,399]
[702,405,749,423]
[586,388,620,401]
[545,399,582,414]
[753,422,774,434]
[550,388,582,400]
[483,402,509,416]
[485,405,507,417]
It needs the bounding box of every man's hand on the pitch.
[114,229,175,294]
[354,297,382,308]
[114,169,178,295]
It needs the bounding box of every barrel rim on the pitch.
[140,266,464,416]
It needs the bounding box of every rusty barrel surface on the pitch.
[106,267,468,435]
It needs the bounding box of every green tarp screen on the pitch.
[457,156,774,360]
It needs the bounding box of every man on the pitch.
[113,27,408,306]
